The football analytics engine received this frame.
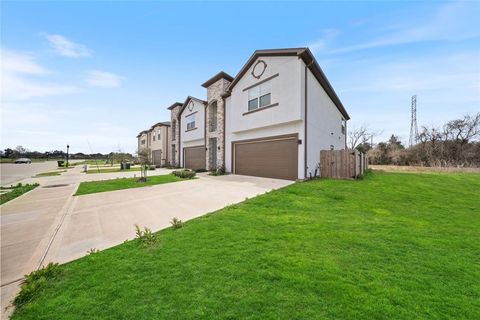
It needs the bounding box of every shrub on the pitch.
[209,166,228,176]
[170,217,184,229]
[171,169,196,179]
[14,263,62,309]
[194,168,207,173]
[134,224,158,247]
[148,165,156,170]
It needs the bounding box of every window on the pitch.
[209,101,217,132]
[157,130,161,140]
[186,114,196,130]
[330,145,335,150]
[172,121,176,140]
[341,119,346,135]
[248,81,271,111]
[153,134,156,141]
[141,139,146,145]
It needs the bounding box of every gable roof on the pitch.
[167,102,183,110]
[136,130,148,138]
[178,96,207,117]
[150,121,171,129]
[227,47,350,120]
[201,71,234,88]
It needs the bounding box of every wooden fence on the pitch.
[320,150,368,179]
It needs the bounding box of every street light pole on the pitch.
[66,144,70,167]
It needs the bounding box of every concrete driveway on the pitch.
[0,170,293,317]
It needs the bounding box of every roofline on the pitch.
[167,102,183,110]
[150,122,171,129]
[178,96,207,117]
[227,47,350,120]
[201,71,234,88]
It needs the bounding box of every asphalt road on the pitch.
[0,161,59,186]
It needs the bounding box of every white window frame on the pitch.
[186,114,196,131]
[248,81,271,112]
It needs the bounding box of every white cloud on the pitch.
[85,70,124,88]
[43,34,91,58]
[310,1,480,54]
[0,48,79,100]
[1,48,50,74]
[308,29,341,53]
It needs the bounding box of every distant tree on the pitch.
[348,125,381,150]
[4,148,14,158]
[15,146,27,155]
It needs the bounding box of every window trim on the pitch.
[185,112,197,131]
[242,102,279,116]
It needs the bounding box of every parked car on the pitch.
[14,158,32,164]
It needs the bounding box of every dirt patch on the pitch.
[370,165,480,173]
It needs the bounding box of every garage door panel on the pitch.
[234,136,297,180]
[184,146,205,170]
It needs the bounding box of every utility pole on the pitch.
[409,95,418,147]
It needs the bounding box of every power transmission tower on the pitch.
[409,95,418,147]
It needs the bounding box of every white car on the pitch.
[14,158,32,164]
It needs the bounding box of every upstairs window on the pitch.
[186,114,196,131]
[341,119,346,135]
[157,130,161,140]
[153,134,156,141]
[248,82,271,111]
[141,139,146,145]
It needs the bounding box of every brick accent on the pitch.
[169,106,181,166]
[205,78,231,170]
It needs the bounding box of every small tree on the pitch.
[137,148,151,182]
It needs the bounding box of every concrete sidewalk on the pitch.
[1,170,292,318]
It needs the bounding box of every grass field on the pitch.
[85,167,142,174]
[0,183,39,205]
[75,174,185,195]
[12,171,480,319]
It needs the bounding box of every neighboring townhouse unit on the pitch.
[137,121,171,166]
[166,47,349,180]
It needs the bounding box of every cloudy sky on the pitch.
[1,1,479,154]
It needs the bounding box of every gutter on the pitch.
[304,58,314,179]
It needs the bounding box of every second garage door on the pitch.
[233,134,298,180]
[184,146,206,170]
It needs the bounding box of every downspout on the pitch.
[222,96,226,170]
[304,59,314,180]
[204,102,207,169]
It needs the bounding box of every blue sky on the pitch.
[1,0,479,154]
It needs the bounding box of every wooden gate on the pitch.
[320,150,367,179]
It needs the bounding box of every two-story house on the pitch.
[168,47,349,180]
[136,121,171,166]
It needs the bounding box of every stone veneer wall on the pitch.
[206,78,231,170]
[170,106,181,166]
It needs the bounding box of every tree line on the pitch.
[1,146,133,162]
[349,113,480,167]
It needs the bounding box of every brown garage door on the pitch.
[184,146,205,170]
[233,134,298,180]
[152,149,162,166]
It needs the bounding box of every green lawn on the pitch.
[0,183,39,205]
[34,170,66,177]
[85,167,142,174]
[75,174,185,195]
[12,172,480,319]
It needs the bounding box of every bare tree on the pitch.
[348,125,381,150]
[137,148,151,182]
[443,113,480,144]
